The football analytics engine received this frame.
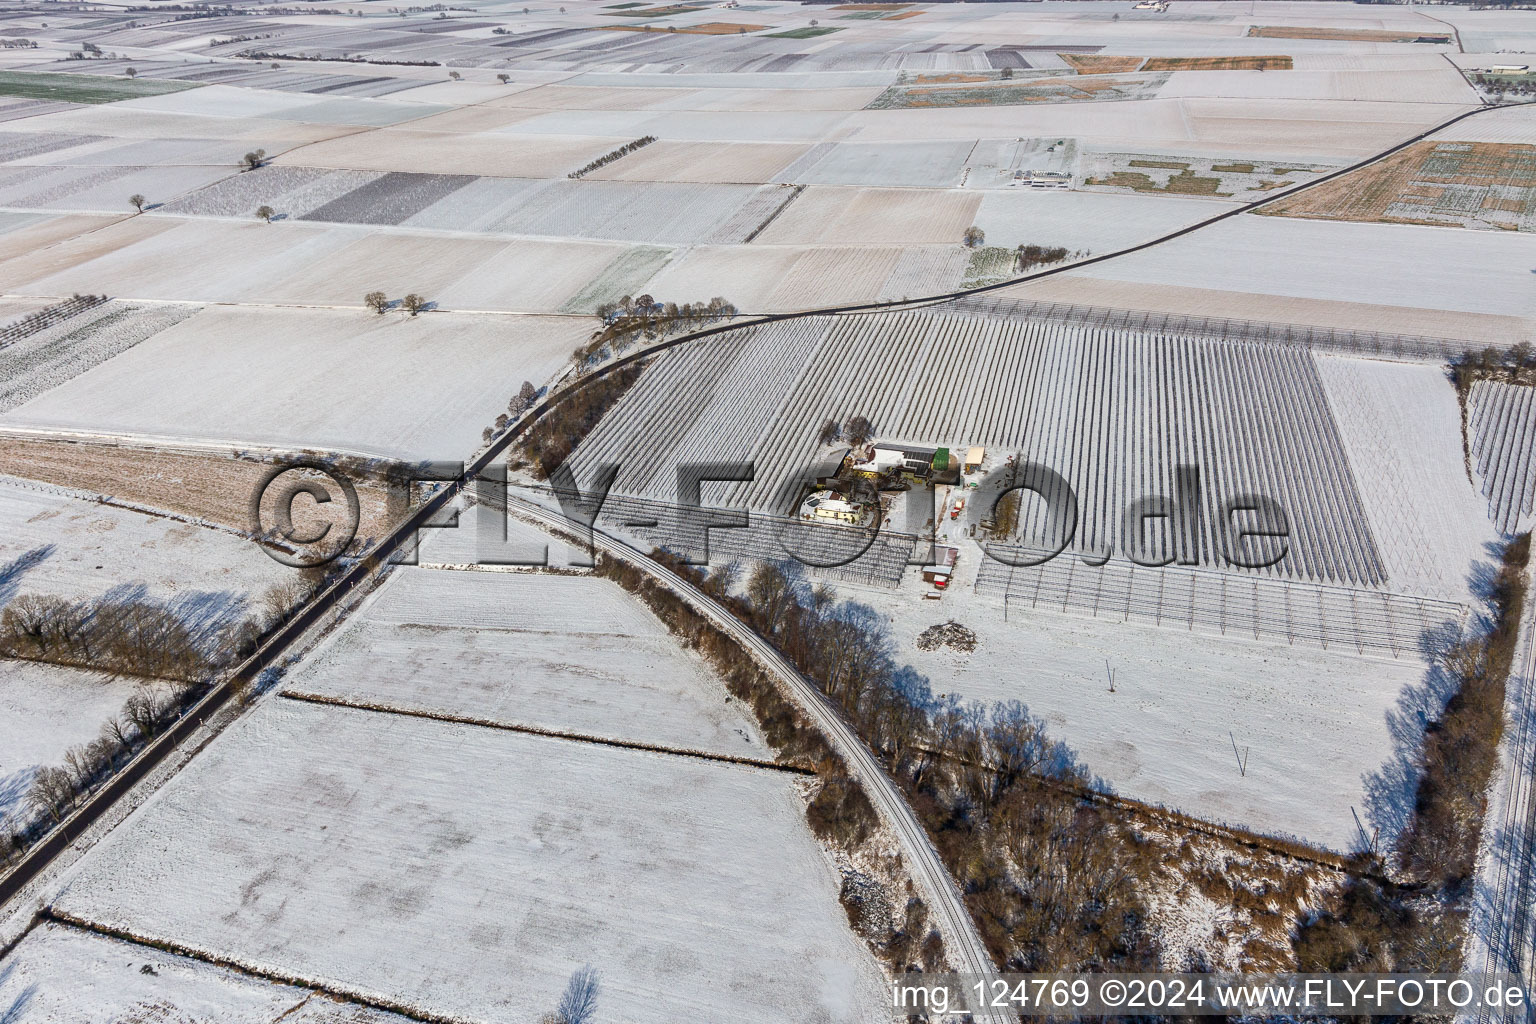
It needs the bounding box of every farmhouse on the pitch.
[851,443,953,482]
[1029,172,1072,189]
[799,488,873,526]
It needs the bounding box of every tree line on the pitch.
[580,294,738,369]
[1,570,328,868]
[1296,533,1531,973]
[603,549,1159,973]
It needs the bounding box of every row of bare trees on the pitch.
[626,551,1157,973]
[590,553,948,975]
[514,360,648,478]
[1296,532,1531,973]
[567,135,656,180]
[364,291,429,316]
[580,295,737,368]
[2,572,328,867]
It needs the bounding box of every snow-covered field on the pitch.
[51,698,888,1024]
[854,577,1428,853]
[0,921,419,1023]
[1314,354,1497,601]
[0,474,282,612]
[1073,215,1536,319]
[571,307,1389,587]
[0,662,135,831]
[1,305,581,459]
[284,567,769,759]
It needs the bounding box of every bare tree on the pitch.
[400,293,427,316]
[242,148,266,171]
[448,70,461,81]
[129,193,146,213]
[962,224,985,248]
[124,66,137,78]
[556,966,599,1024]
[497,73,510,83]
[255,204,276,223]
[364,291,389,315]
[27,766,75,823]
[516,380,538,411]
[844,414,873,447]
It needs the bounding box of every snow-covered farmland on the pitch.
[1315,354,1498,599]
[1470,380,1536,536]
[0,921,417,1023]
[1072,214,1536,319]
[754,185,980,246]
[284,568,769,759]
[52,698,888,1023]
[0,662,134,831]
[972,189,1240,253]
[571,307,1388,587]
[857,584,1430,853]
[0,301,197,413]
[1,306,582,459]
[0,475,282,613]
[273,129,628,180]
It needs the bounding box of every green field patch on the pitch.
[559,245,674,315]
[0,70,200,105]
[766,25,844,37]
[961,246,1015,287]
[1087,169,1230,197]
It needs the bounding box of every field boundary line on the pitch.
[279,690,817,775]
[36,909,469,1024]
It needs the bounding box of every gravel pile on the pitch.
[915,620,978,654]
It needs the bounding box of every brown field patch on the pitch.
[1248,25,1449,43]
[884,10,923,18]
[0,437,405,546]
[1143,55,1293,71]
[599,20,765,33]
[1259,140,1536,231]
[1062,53,1145,75]
[907,71,997,84]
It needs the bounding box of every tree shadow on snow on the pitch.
[0,544,55,609]
[97,582,251,662]
[1360,552,1499,857]
[0,962,37,1024]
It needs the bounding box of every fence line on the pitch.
[944,295,1484,363]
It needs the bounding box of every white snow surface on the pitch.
[283,567,770,759]
[0,921,416,1023]
[0,305,582,461]
[850,577,1431,853]
[1314,353,1498,601]
[1076,214,1536,319]
[0,474,282,611]
[51,698,888,1024]
[0,662,135,831]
